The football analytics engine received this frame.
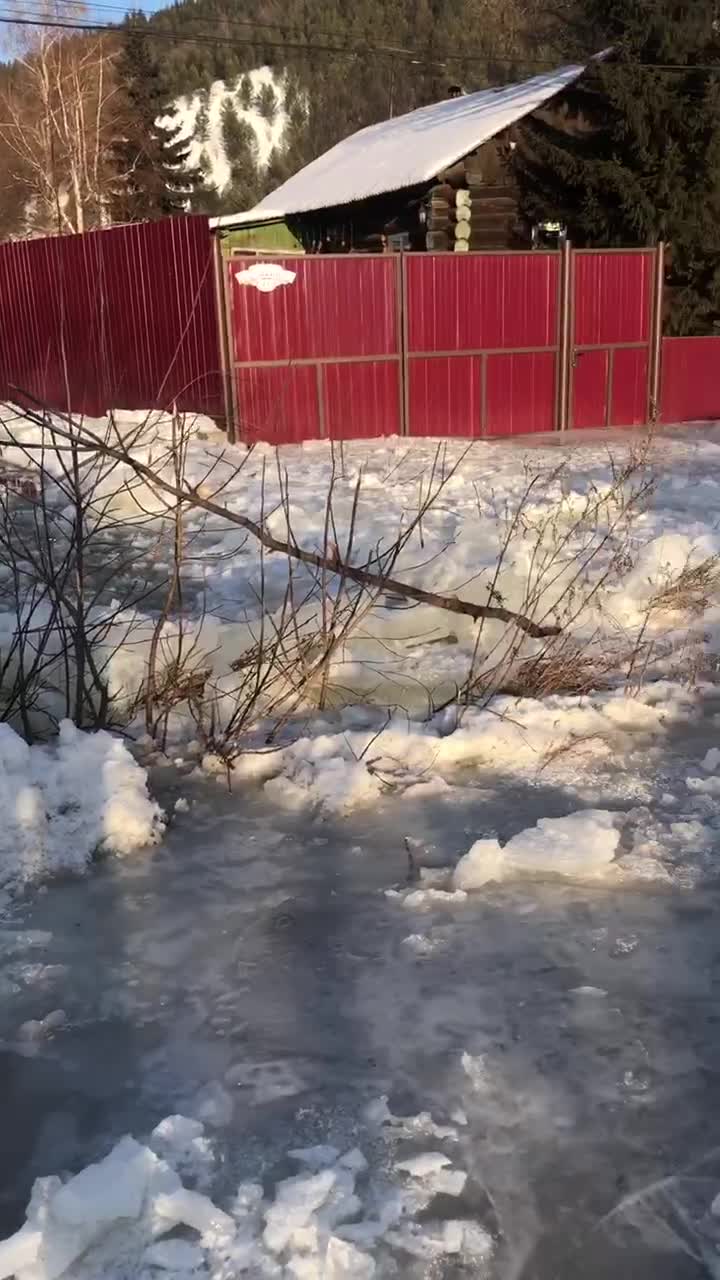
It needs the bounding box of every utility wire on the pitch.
[0,11,590,67]
[2,10,720,77]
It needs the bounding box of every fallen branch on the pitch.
[8,404,562,640]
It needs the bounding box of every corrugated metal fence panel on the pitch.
[229,255,402,443]
[485,352,556,435]
[573,251,653,346]
[408,357,480,437]
[0,216,223,419]
[612,347,649,426]
[661,337,720,424]
[236,366,320,444]
[405,252,560,437]
[406,253,559,353]
[230,256,398,362]
[322,363,400,440]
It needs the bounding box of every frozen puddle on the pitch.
[2,729,720,1277]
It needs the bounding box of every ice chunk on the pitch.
[325,1236,376,1278]
[338,1149,368,1174]
[687,774,720,795]
[462,1051,492,1093]
[401,888,468,908]
[51,1136,152,1226]
[462,1220,494,1261]
[364,1097,457,1140]
[150,1115,214,1186]
[702,747,720,772]
[263,1169,337,1254]
[286,1235,376,1279]
[385,1218,464,1258]
[0,1227,42,1279]
[315,1169,361,1231]
[0,1138,178,1280]
[17,1010,67,1041]
[154,1188,234,1239]
[395,1153,451,1178]
[453,839,504,890]
[426,1168,467,1196]
[142,1238,205,1271]
[453,811,620,889]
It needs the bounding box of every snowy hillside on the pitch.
[163,68,288,197]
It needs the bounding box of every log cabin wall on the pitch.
[287,134,526,254]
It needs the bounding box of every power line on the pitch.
[3,11,720,78]
[0,11,582,68]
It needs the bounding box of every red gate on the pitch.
[569,249,655,429]
[227,255,402,443]
[403,252,561,437]
[226,246,668,443]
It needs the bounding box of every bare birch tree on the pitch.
[0,28,123,236]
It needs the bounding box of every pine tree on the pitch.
[254,82,278,123]
[237,73,254,111]
[220,100,260,209]
[515,0,720,333]
[196,101,210,143]
[111,12,201,222]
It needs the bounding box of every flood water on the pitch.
[1,713,720,1278]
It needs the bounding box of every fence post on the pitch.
[399,251,409,437]
[557,238,573,431]
[211,230,236,444]
[648,240,665,425]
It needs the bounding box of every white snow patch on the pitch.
[0,721,164,893]
[164,70,287,194]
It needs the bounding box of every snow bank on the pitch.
[4,408,720,813]
[0,721,164,892]
[453,809,620,889]
[0,1109,491,1280]
[254,681,698,813]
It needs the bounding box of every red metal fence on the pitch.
[660,337,720,425]
[228,255,402,443]
[404,253,561,437]
[1,219,719,438]
[0,215,224,420]
[228,245,690,444]
[569,250,656,430]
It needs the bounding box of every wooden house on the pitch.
[212,61,591,254]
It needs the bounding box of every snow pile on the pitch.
[4,409,720,813]
[453,809,620,890]
[0,1111,492,1279]
[0,720,164,891]
[253,681,698,813]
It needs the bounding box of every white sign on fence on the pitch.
[234,263,297,293]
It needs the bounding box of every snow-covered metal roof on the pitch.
[212,61,589,229]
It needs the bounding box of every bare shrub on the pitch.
[0,405,677,775]
[648,555,720,617]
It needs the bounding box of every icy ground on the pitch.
[3,700,720,1278]
[4,419,720,1273]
